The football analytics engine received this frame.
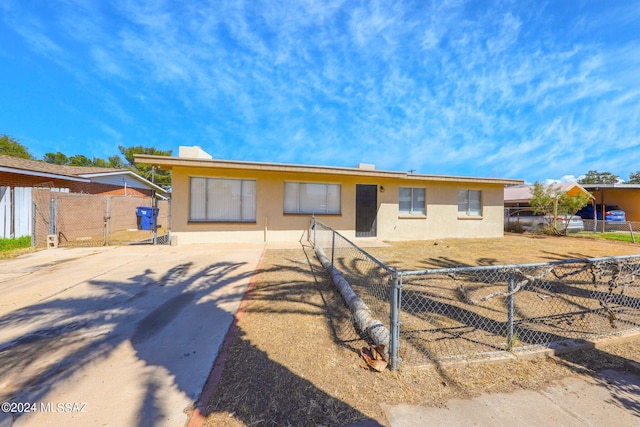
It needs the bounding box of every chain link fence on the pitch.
[310,217,640,370]
[504,207,638,241]
[397,257,640,366]
[32,189,170,247]
[310,218,394,350]
[582,219,637,237]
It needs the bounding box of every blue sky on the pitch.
[1,0,639,184]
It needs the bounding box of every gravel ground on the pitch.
[203,234,640,426]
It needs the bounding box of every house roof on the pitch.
[134,154,524,186]
[0,154,167,194]
[504,183,594,204]
[1,154,92,182]
[580,183,640,191]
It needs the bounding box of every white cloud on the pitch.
[3,0,640,183]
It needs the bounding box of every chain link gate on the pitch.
[33,190,170,247]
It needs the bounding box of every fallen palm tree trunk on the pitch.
[314,245,390,356]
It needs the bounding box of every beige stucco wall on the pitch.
[169,165,506,244]
[376,181,505,240]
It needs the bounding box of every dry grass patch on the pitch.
[204,235,640,427]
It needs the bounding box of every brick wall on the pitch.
[67,182,153,197]
[32,188,53,247]
[0,172,72,190]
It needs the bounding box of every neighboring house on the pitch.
[0,154,167,197]
[578,184,640,222]
[135,146,523,244]
[0,154,167,240]
[504,183,594,209]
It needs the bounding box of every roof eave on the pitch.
[0,166,91,183]
[79,170,168,194]
[134,154,524,186]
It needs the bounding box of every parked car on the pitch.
[505,210,584,233]
[505,209,546,233]
[576,205,626,222]
[553,214,585,233]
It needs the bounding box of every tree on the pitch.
[92,155,125,169]
[118,145,172,190]
[628,171,640,184]
[19,142,171,189]
[0,134,33,159]
[106,155,125,169]
[44,151,126,169]
[68,154,93,167]
[43,151,69,165]
[578,170,619,184]
[529,182,591,235]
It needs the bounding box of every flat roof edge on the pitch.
[134,154,523,185]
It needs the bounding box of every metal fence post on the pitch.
[49,198,56,235]
[31,201,36,247]
[152,193,158,245]
[507,274,515,350]
[103,196,108,246]
[331,230,335,268]
[389,271,402,370]
[628,221,635,243]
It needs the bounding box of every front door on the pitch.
[356,184,377,237]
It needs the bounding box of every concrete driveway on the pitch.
[0,243,266,427]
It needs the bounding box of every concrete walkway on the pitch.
[349,367,640,427]
[0,244,266,427]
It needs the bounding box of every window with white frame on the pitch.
[284,182,341,214]
[189,177,256,222]
[399,187,426,215]
[457,189,482,216]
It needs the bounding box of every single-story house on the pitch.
[504,183,594,209]
[579,184,640,222]
[0,154,167,197]
[135,146,523,244]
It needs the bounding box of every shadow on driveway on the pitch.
[0,247,256,426]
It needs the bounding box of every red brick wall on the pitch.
[32,188,53,247]
[0,172,72,189]
[67,182,153,197]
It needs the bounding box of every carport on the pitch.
[580,184,640,223]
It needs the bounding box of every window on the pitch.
[190,177,256,222]
[458,190,482,216]
[399,187,426,215]
[284,182,341,214]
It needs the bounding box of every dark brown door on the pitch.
[356,184,377,237]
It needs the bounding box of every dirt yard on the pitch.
[203,234,640,426]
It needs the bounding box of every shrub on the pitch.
[0,236,32,252]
